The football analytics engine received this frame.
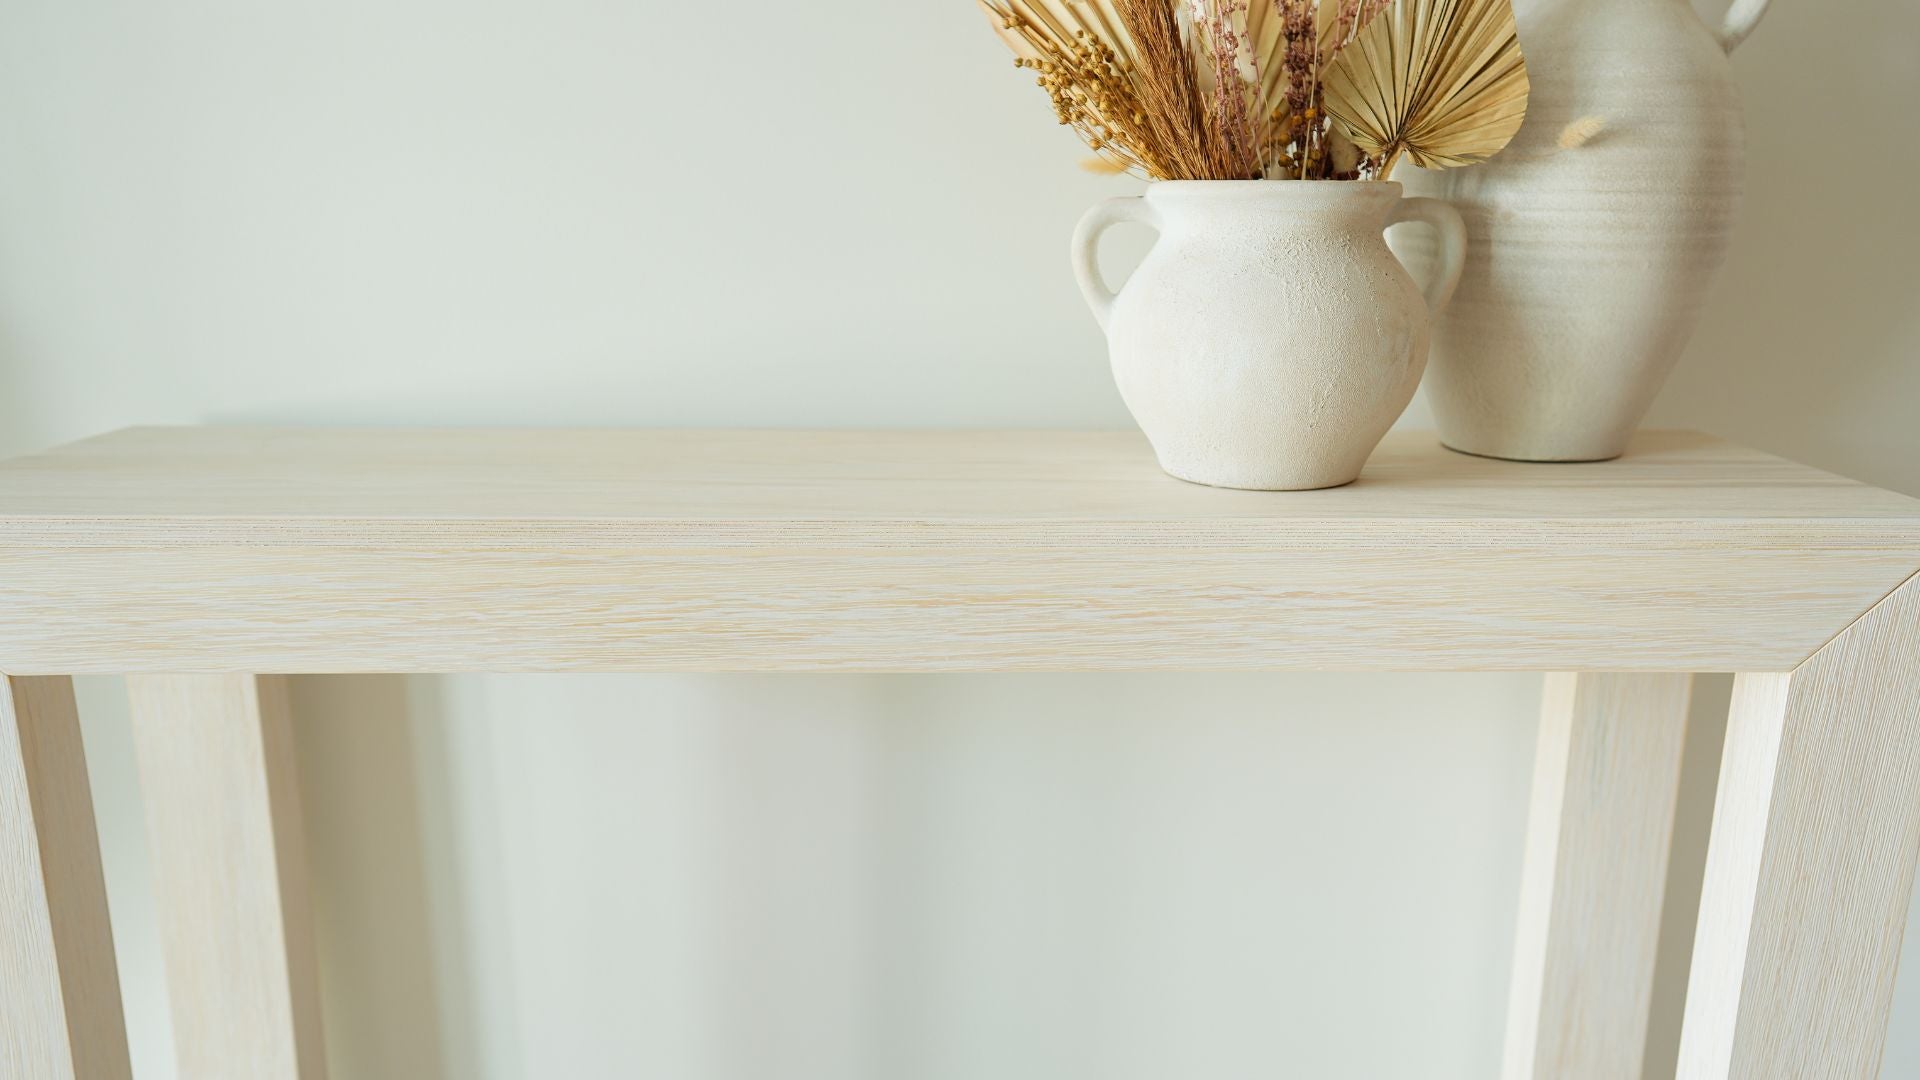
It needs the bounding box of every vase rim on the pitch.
[1145,179,1403,202]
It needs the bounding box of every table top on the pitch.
[1,427,1916,673]
[4,426,1917,523]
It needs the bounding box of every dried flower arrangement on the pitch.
[979,0,1530,181]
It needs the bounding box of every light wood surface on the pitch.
[1677,574,1920,1079]
[1,675,131,1080]
[3,426,1918,1074]
[1,427,1917,673]
[127,675,327,1080]
[1503,673,1692,1080]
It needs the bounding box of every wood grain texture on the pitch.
[127,675,326,1080]
[1504,673,1692,1080]
[1,427,1917,672]
[1677,574,1920,1079]
[1,676,131,1080]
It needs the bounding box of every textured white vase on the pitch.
[1075,181,1465,491]
[1398,0,1772,462]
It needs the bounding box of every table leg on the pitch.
[1503,673,1693,1080]
[1,674,131,1080]
[126,674,327,1080]
[1678,576,1920,1079]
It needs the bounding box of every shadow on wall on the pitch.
[288,676,477,1078]
[271,673,1541,1079]
[1654,0,1920,497]
[1640,674,1733,1080]
[284,673,898,1079]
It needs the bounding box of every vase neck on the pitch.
[1145,182,1399,234]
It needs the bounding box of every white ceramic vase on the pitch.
[1075,181,1465,491]
[1396,0,1772,462]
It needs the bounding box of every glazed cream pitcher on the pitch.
[1075,181,1465,491]
[1399,0,1773,462]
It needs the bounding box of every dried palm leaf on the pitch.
[1321,0,1391,59]
[1321,0,1529,174]
[1227,0,1280,105]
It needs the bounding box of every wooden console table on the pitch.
[3,427,1918,1080]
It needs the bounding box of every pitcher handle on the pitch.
[1719,0,1771,52]
[1386,197,1467,316]
[1072,196,1158,333]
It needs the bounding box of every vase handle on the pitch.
[1386,196,1467,317]
[1719,0,1771,52]
[1072,196,1158,333]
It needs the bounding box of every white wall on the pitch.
[0,0,1915,1077]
